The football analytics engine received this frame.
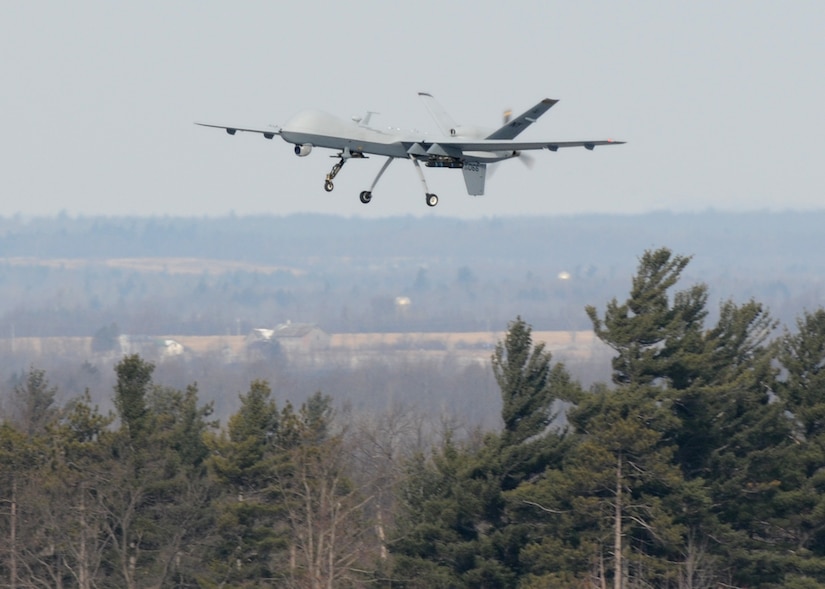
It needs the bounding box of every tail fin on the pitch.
[418,92,460,136]
[485,98,558,140]
[462,162,487,196]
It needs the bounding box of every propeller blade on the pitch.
[519,152,536,170]
[493,106,535,177]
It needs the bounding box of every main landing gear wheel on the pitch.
[426,193,439,207]
[324,180,334,192]
[359,190,372,204]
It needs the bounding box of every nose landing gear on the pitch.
[324,157,346,192]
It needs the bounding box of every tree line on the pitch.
[3,247,825,587]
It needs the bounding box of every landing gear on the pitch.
[324,158,345,192]
[358,157,393,205]
[410,156,439,207]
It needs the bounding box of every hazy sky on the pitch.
[2,2,823,218]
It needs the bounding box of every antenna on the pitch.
[354,111,380,127]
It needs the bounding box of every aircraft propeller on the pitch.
[503,108,535,169]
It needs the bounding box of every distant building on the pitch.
[245,322,329,355]
[246,328,275,344]
[117,335,185,360]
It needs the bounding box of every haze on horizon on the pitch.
[1,2,823,219]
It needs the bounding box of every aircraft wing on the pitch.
[485,99,559,140]
[432,139,625,152]
[195,122,282,140]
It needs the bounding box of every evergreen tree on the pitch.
[208,384,374,588]
[40,391,114,589]
[392,317,580,588]
[566,384,685,588]
[493,316,569,446]
[586,248,792,586]
[505,380,687,588]
[670,299,788,586]
[207,380,285,585]
[0,371,58,588]
[142,383,218,586]
[113,354,154,442]
[667,298,780,489]
[391,432,490,588]
[10,366,58,436]
[768,309,825,585]
[0,423,39,589]
[103,355,217,588]
[778,308,825,440]
[586,248,707,388]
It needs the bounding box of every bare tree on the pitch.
[276,432,375,589]
[348,402,430,562]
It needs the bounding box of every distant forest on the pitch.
[0,211,823,339]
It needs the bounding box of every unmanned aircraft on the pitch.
[196,93,624,207]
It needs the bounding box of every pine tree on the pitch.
[142,383,217,586]
[0,423,37,589]
[672,299,779,479]
[586,248,707,388]
[566,384,685,588]
[508,380,687,588]
[777,308,825,440]
[391,432,489,588]
[113,354,154,442]
[41,392,114,589]
[10,366,58,436]
[206,380,285,585]
[768,309,825,584]
[585,248,792,586]
[493,316,571,446]
[104,355,217,588]
[392,317,580,588]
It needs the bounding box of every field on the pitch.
[2,256,304,275]
[0,330,607,368]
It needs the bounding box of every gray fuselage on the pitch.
[279,110,515,163]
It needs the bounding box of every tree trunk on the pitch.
[79,484,90,589]
[10,476,17,589]
[376,508,388,560]
[614,453,622,589]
